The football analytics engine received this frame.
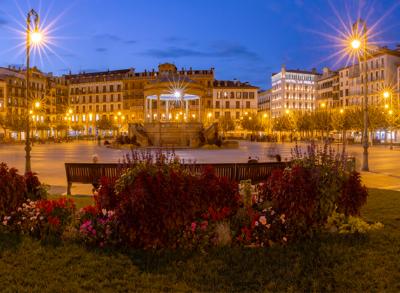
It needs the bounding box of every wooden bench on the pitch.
[65,158,355,195]
[65,162,288,195]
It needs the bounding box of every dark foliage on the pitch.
[0,163,27,216]
[102,162,240,249]
[338,171,368,216]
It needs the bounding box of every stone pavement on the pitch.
[361,171,400,191]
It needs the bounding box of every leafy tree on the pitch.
[218,115,235,135]
[71,124,85,132]
[241,114,262,132]
[96,118,114,131]
[272,115,295,132]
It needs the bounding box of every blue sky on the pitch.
[0,0,399,89]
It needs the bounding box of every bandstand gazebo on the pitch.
[130,69,208,147]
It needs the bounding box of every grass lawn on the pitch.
[0,188,399,292]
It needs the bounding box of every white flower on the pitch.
[102,209,107,216]
[270,210,275,216]
[255,221,259,226]
[40,216,44,220]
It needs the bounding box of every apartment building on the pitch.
[316,67,339,109]
[211,80,259,121]
[271,65,319,118]
[258,89,271,117]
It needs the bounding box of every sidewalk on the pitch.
[361,171,400,191]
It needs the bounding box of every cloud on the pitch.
[144,47,204,58]
[93,33,121,42]
[124,40,136,45]
[93,33,136,45]
[95,48,108,53]
[143,43,260,61]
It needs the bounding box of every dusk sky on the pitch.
[0,0,399,89]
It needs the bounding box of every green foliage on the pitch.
[218,115,235,133]
[326,211,383,234]
[272,115,295,132]
[0,188,398,292]
[96,118,114,131]
[241,114,262,132]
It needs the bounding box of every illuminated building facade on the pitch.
[316,67,339,109]
[270,65,319,118]
[211,80,259,121]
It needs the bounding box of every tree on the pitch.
[241,114,262,132]
[96,118,113,131]
[218,115,235,135]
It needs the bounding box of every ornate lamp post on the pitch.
[350,19,369,171]
[25,9,42,173]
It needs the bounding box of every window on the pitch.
[225,101,230,108]
[110,94,114,102]
[118,94,121,102]
[246,101,250,108]
[96,95,99,103]
[118,104,121,110]
[103,95,106,102]
[103,105,106,112]
[103,86,106,92]
[215,111,220,119]
[89,96,92,103]
[110,104,114,111]
[82,106,86,112]
[243,92,248,99]
[82,96,86,103]
[236,112,240,119]
[225,111,230,118]
[236,101,240,108]
[96,105,99,112]
[216,101,220,108]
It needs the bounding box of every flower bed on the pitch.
[0,144,383,250]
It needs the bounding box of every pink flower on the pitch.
[283,237,287,242]
[191,222,197,232]
[259,216,267,225]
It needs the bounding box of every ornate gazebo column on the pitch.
[144,97,148,122]
[166,100,169,121]
[157,94,160,121]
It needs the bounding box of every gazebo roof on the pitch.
[144,73,205,97]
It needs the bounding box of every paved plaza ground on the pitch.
[0,140,399,194]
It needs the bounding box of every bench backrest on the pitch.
[65,162,288,184]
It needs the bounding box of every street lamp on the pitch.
[350,19,369,171]
[25,9,42,173]
[383,90,394,150]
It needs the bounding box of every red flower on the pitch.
[47,216,61,227]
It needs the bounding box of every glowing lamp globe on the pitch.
[383,91,390,98]
[351,39,361,50]
[31,31,43,44]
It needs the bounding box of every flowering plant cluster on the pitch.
[2,198,75,243]
[77,206,118,247]
[0,163,47,217]
[326,211,383,234]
